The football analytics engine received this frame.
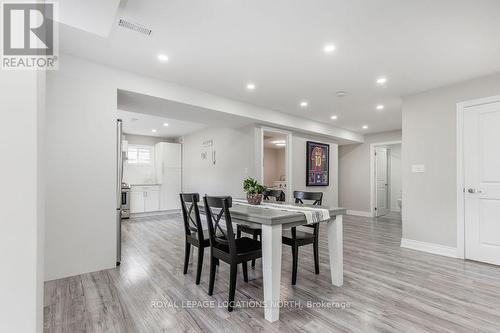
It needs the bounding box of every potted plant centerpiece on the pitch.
[243,177,266,205]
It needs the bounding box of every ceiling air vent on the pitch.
[118,19,152,36]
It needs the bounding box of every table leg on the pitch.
[261,224,282,322]
[327,215,343,286]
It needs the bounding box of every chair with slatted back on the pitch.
[236,189,285,268]
[282,191,323,285]
[204,195,262,312]
[180,193,209,285]
[263,189,286,202]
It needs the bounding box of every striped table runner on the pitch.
[233,199,330,224]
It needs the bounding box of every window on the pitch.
[127,145,153,165]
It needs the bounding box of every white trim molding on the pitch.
[401,238,458,258]
[260,126,293,201]
[346,210,374,217]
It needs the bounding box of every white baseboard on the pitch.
[346,210,374,217]
[130,209,180,218]
[400,238,458,258]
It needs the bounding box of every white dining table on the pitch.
[227,201,346,322]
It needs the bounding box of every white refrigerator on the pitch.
[155,142,182,210]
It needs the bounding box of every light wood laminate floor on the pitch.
[44,213,500,332]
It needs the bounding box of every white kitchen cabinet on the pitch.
[144,189,160,212]
[130,191,145,213]
[155,142,182,210]
[130,185,160,213]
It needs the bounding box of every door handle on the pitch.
[467,188,483,194]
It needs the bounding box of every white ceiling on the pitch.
[117,109,206,138]
[60,0,500,134]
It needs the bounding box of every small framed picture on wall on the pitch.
[306,141,329,186]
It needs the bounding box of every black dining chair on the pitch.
[236,189,285,268]
[263,189,286,202]
[204,195,262,312]
[180,193,210,285]
[282,191,323,285]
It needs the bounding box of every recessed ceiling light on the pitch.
[163,123,169,127]
[376,77,387,85]
[362,125,368,130]
[330,115,338,120]
[151,129,157,133]
[376,104,385,110]
[336,91,347,98]
[300,101,308,108]
[157,54,169,62]
[246,83,256,90]
[272,140,286,144]
[323,43,336,54]
[275,143,286,147]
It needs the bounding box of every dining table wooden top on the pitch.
[228,200,346,225]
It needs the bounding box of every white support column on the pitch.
[327,215,343,286]
[261,224,282,322]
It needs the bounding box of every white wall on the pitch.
[0,71,45,332]
[291,134,339,207]
[45,70,117,281]
[263,148,285,186]
[339,130,402,214]
[388,144,402,212]
[402,73,500,248]
[182,126,257,198]
[182,127,339,207]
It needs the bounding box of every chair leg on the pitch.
[251,233,258,268]
[242,261,248,282]
[208,255,217,296]
[292,244,298,285]
[236,225,241,238]
[183,242,191,274]
[195,246,204,285]
[228,263,237,312]
[313,235,320,275]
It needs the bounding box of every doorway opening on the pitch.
[370,141,402,218]
[261,127,292,201]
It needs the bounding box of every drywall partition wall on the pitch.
[338,130,402,214]
[388,144,402,212]
[0,70,45,332]
[402,73,500,249]
[292,134,339,207]
[45,71,117,281]
[182,126,257,198]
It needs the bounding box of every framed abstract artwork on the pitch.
[306,141,329,186]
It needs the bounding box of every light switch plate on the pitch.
[412,164,425,173]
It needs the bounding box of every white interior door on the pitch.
[375,147,389,217]
[464,101,500,265]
